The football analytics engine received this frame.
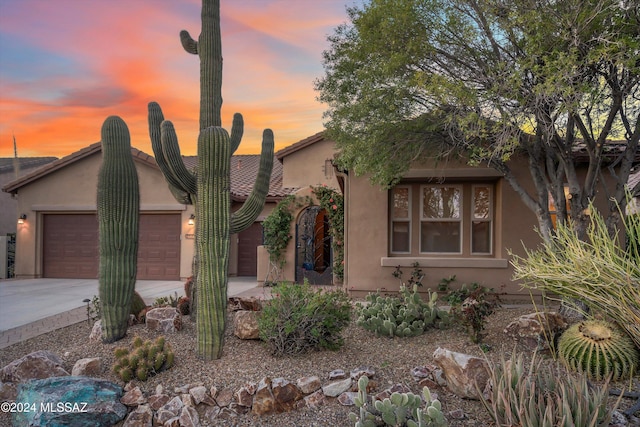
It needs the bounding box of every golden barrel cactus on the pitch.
[558,320,639,381]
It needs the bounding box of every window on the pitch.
[389,182,494,256]
[391,186,411,253]
[421,186,461,253]
[471,185,492,254]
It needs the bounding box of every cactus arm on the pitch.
[180,29,198,55]
[160,121,197,194]
[97,116,139,343]
[230,129,275,234]
[230,113,244,155]
[148,102,194,203]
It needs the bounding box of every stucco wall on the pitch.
[280,139,338,189]
[343,155,619,298]
[13,152,192,279]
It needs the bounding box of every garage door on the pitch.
[43,213,181,280]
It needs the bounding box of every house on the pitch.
[2,142,292,280]
[1,157,57,278]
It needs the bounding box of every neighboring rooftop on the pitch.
[0,157,58,175]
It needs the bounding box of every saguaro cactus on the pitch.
[148,0,274,359]
[97,116,140,343]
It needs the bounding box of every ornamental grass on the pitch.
[511,200,640,349]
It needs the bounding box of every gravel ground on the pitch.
[1,304,638,426]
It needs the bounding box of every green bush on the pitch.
[258,281,352,356]
[356,285,449,337]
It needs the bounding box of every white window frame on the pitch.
[390,186,412,254]
[419,184,462,254]
[470,185,493,255]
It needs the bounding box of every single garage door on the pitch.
[43,213,181,280]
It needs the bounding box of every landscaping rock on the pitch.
[147,393,170,410]
[322,377,352,397]
[235,384,254,407]
[228,296,262,312]
[0,380,17,402]
[233,310,260,340]
[252,377,276,415]
[120,386,146,406]
[179,405,199,427]
[303,389,328,408]
[71,357,101,377]
[13,376,127,427]
[145,307,182,333]
[122,403,152,427]
[503,312,568,350]
[337,391,358,406]
[432,347,489,400]
[271,377,303,412]
[89,320,102,342]
[296,376,321,394]
[1,350,69,383]
[328,369,346,380]
[350,366,375,380]
[189,385,215,406]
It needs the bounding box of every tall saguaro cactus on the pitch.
[148,0,274,359]
[97,116,140,343]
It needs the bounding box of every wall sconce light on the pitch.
[18,214,27,224]
[188,214,195,226]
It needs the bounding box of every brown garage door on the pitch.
[43,213,181,280]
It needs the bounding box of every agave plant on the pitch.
[558,319,639,381]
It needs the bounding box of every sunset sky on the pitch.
[0,0,361,158]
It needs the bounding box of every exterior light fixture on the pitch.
[188,214,195,226]
[18,214,27,224]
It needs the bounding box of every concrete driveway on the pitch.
[0,277,260,332]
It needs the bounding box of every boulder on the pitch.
[338,391,358,406]
[503,312,568,350]
[0,380,17,402]
[13,376,127,427]
[179,406,199,427]
[145,307,182,333]
[235,384,254,407]
[71,357,101,377]
[189,385,216,406]
[120,386,146,406]
[1,350,69,383]
[215,388,234,407]
[303,390,328,408]
[432,347,489,400]
[233,310,260,340]
[147,393,170,410]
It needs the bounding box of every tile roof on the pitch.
[0,157,58,174]
[2,142,157,194]
[2,143,294,201]
[182,155,297,201]
[275,131,325,161]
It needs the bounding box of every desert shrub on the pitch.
[349,376,447,427]
[258,281,352,356]
[512,198,640,349]
[445,282,500,344]
[481,351,620,427]
[356,285,450,338]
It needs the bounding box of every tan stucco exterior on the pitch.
[279,136,337,189]
[11,151,196,279]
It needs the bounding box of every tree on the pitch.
[316,0,639,240]
[148,0,274,360]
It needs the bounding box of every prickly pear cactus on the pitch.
[558,319,639,381]
[148,0,273,359]
[349,376,448,427]
[356,285,449,338]
[97,116,140,343]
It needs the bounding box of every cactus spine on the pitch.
[148,0,274,359]
[97,116,140,343]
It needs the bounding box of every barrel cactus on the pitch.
[558,319,639,381]
[113,336,174,382]
[97,116,140,343]
[148,0,273,359]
